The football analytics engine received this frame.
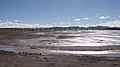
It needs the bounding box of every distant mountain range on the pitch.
[0,20,120,30]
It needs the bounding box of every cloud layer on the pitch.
[0,19,120,28]
[0,21,53,28]
[98,20,120,27]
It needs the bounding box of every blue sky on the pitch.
[0,0,120,26]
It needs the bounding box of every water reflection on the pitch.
[59,43,120,46]
[0,47,16,52]
[49,50,119,55]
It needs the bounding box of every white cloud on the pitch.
[74,18,81,23]
[0,20,1,22]
[119,15,120,17]
[98,20,120,27]
[99,16,110,19]
[14,20,18,22]
[14,20,22,22]
[83,17,89,20]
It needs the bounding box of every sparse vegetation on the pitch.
[0,30,15,35]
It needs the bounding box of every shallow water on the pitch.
[1,30,120,57]
[48,50,119,55]
[0,47,17,52]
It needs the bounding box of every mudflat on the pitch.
[0,30,120,67]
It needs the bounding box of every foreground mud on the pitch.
[0,50,120,67]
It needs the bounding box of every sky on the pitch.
[0,0,120,26]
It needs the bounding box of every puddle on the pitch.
[34,32,46,35]
[0,47,17,52]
